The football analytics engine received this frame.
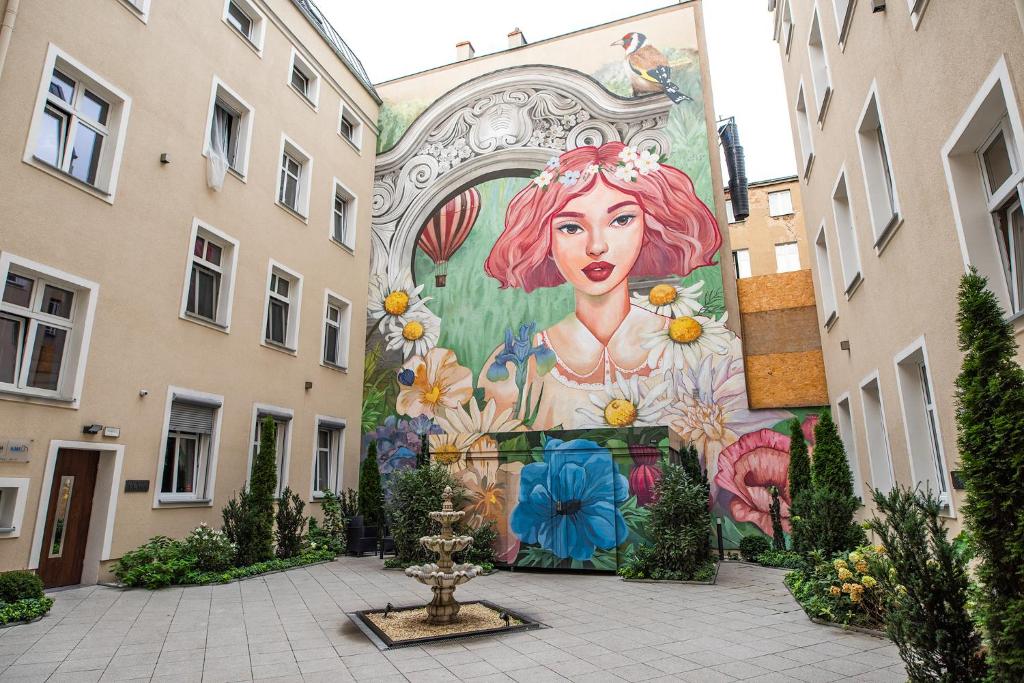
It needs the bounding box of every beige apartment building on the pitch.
[726,176,809,279]
[770,0,1024,525]
[0,0,378,586]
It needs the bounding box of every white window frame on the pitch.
[23,44,132,203]
[807,5,833,124]
[732,249,752,279]
[277,134,313,220]
[338,104,363,150]
[775,241,801,272]
[288,47,320,110]
[856,83,903,252]
[330,178,357,250]
[831,168,864,297]
[179,218,239,332]
[0,253,98,408]
[795,81,815,178]
[261,260,303,353]
[311,416,346,500]
[859,371,896,495]
[725,198,738,224]
[247,403,294,498]
[834,393,866,501]
[942,56,1024,321]
[153,386,223,507]
[321,290,351,370]
[906,0,931,29]
[203,77,254,181]
[814,222,839,328]
[832,0,854,47]
[117,0,151,22]
[893,337,953,514]
[222,0,266,55]
[767,189,794,217]
[0,478,30,537]
[776,0,795,57]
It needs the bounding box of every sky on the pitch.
[320,0,797,183]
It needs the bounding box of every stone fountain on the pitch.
[405,486,481,624]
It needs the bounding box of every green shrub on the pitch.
[338,488,359,520]
[0,597,54,625]
[274,487,306,559]
[222,488,267,567]
[358,443,384,529]
[0,570,44,603]
[787,418,812,499]
[388,464,460,564]
[618,544,716,581]
[182,523,235,572]
[113,536,193,589]
[180,547,334,586]
[739,535,772,562]
[769,486,786,550]
[247,416,278,563]
[757,549,804,569]
[868,486,987,682]
[786,546,890,629]
[955,269,1024,680]
[311,489,346,553]
[455,520,498,567]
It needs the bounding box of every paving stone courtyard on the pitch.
[0,558,906,682]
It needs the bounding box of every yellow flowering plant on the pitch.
[785,545,893,628]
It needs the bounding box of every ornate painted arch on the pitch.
[370,64,675,281]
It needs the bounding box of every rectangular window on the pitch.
[26,47,131,200]
[834,395,865,500]
[795,83,815,177]
[263,262,302,351]
[339,106,361,148]
[768,189,794,217]
[814,223,838,327]
[288,49,319,107]
[857,87,901,247]
[182,221,237,330]
[895,341,950,508]
[779,0,794,55]
[0,256,97,402]
[807,7,833,121]
[860,375,895,494]
[277,136,312,218]
[725,199,738,224]
[733,249,752,279]
[205,79,253,180]
[331,179,356,249]
[313,420,344,497]
[223,0,266,52]
[906,0,931,28]
[831,171,863,295]
[322,292,351,369]
[775,242,801,272]
[833,0,854,43]
[252,411,290,498]
[160,396,219,502]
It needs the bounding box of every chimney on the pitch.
[507,28,527,48]
[456,41,475,61]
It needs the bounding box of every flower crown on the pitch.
[530,146,669,190]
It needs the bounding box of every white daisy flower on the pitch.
[631,280,704,318]
[614,163,638,182]
[385,310,440,360]
[642,313,732,374]
[618,146,639,165]
[575,373,671,428]
[635,149,661,175]
[366,270,431,334]
[533,170,556,188]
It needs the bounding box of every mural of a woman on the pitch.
[480,141,728,430]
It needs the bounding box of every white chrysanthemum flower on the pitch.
[575,373,671,428]
[631,280,704,318]
[618,146,639,164]
[366,270,431,334]
[385,310,440,360]
[642,313,732,374]
[614,163,638,182]
[437,398,522,440]
[533,170,556,188]
[635,149,661,175]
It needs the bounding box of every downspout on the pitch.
[0,0,20,80]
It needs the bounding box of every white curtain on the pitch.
[206,107,230,191]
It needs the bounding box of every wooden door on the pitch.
[37,449,99,588]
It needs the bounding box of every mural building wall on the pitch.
[363,2,825,570]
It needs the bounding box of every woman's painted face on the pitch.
[550,179,644,297]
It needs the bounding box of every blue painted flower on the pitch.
[486,322,556,382]
[546,156,560,169]
[558,170,581,186]
[510,438,629,561]
[397,368,415,386]
[408,414,443,438]
[379,446,416,476]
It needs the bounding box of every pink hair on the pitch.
[484,142,721,293]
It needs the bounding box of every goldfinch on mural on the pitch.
[612,31,692,104]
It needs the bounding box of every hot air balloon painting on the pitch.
[417,188,480,287]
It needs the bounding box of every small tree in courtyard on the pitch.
[231,416,277,564]
[788,418,813,552]
[358,442,384,529]
[955,268,1024,679]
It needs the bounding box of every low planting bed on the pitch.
[0,571,53,627]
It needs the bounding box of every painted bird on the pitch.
[611,32,692,104]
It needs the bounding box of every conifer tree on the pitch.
[787,418,812,500]
[244,416,278,563]
[358,442,384,529]
[811,412,854,498]
[955,269,1024,679]
[769,486,786,551]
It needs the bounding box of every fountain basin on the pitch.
[405,562,481,587]
[418,534,473,554]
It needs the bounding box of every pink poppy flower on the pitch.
[629,445,662,506]
[802,413,819,453]
[714,428,792,535]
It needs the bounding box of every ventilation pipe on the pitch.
[718,118,749,221]
[456,41,475,61]
[0,0,21,80]
[507,28,527,48]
